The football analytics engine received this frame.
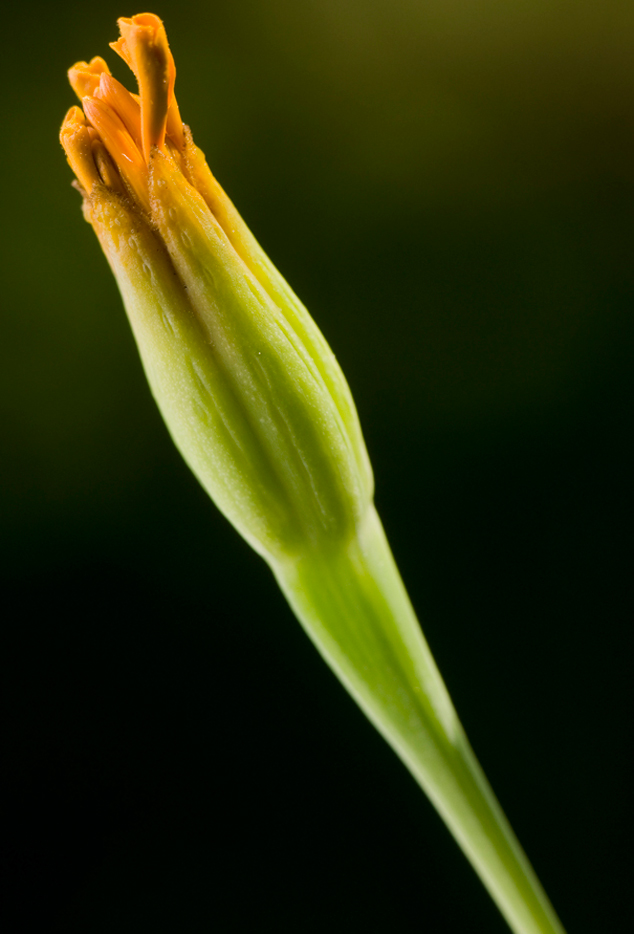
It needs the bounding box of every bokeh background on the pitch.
[1,1,632,931]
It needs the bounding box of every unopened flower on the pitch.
[60,16,567,934]
[61,13,372,564]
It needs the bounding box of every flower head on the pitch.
[61,13,373,564]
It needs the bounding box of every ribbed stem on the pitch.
[272,505,566,934]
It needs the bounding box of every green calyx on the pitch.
[85,150,373,563]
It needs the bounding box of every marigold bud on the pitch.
[60,13,373,563]
[60,18,569,934]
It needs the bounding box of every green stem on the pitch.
[272,505,566,934]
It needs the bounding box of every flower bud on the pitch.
[61,14,373,564]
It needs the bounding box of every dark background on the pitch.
[1,1,632,931]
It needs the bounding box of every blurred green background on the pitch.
[1,1,632,931]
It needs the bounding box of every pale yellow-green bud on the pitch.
[60,13,372,564]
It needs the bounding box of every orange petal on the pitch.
[166,95,184,151]
[116,13,175,161]
[109,36,133,72]
[83,96,149,212]
[95,73,143,151]
[60,106,102,195]
[68,57,111,102]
